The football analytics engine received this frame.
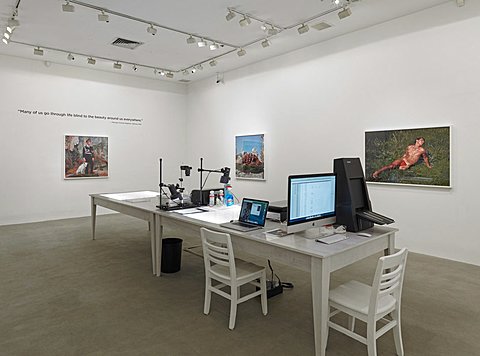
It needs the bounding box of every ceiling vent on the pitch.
[312,22,332,31]
[111,38,144,50]
[178,79,190,83]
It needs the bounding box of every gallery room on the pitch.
[0,0,478,355]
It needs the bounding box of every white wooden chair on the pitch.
[328,248,408,356]
[200,227,268,330]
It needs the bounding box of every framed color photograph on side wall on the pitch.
[365,126,450,188]
[235,134,265,180]
[64,135,109,179]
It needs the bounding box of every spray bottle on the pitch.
[224,184,234,207]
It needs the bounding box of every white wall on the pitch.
[0,55,187,225]
[186,3,480,266]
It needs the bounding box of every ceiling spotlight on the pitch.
[183,69,189,76]
[261,39,270,48]
[297,23,310,34]
[34,47,44,56]
[8,18,19,28]
[87,57,96,65]
[209,42,219,51]
[98,11,109,23]
[62,1,75,12]
[113,62,122,69]
[67,53,75,61]
[166,72,173,78]
[209,59,217,67]
[226,9,236,21]
[3,32,10,40]
[2,38,8,45]
[268,26,278,36]
[160,70,165,76]
[186,35,196,44]
[190,67,196,74]
[334,0,340,4]
[147,24,157,35]
[132,65,138,72]
[237,48,246,57]
[197,38,206,47]
[338,7,352,19]
[239,16,251,27]
[260,23,267,31]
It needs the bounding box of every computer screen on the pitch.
[287,173,336,233]
[239,198,269,226]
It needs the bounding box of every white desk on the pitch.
[90,192,397,356]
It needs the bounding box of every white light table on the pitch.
[90,191,160,274]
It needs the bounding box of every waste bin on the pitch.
[161,237,183,273]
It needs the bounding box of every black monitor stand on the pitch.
[334,158,394,232]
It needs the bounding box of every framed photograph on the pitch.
[235,134,265,180]
[365,126,450,188]
[64,135,109,179]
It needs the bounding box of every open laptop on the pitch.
[219,198,269,232]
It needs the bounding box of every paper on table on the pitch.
[173,208,205,215]
[187,205,241,224]
[101,191,159,201]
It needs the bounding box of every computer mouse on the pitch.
[357,232,372,237]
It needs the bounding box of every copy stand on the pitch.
[334,158,394,232]
[157,158,196,211]
[196,158,230,206]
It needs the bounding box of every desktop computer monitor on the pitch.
[285,173,336,234]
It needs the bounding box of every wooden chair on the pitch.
[328,248,408,356]
[200,227,268,330]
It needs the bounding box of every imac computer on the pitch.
[284,173,337,235]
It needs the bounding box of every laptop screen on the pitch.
[238,198,269,226]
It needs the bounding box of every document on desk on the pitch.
[186,205,241,224]
[101,191,159,201]
[315,234,348,245]
[173,208,205,215]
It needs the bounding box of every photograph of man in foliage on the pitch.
[365,127,450,187]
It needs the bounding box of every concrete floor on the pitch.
[0,214,479,356]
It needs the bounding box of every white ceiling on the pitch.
[0,0,453,83]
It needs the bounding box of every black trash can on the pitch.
[161,237,183,273]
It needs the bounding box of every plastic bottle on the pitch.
[208,190,215,207]
[224,185,234,207]
[218,190,224,205]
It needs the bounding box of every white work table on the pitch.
[90,191,397,356]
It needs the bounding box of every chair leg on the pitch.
[204,277,212,315]
[366,320,377,356]
[229,287,238,330]
[260,271,268,315]
[392,308,404,356]
[348,316,356,331]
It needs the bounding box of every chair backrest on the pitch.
[200,228,236,280]
[369,248,408,315]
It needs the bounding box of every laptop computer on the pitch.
[219,198,269,232]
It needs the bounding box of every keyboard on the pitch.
[315,234,348,245]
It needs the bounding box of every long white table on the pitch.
[90,192,397,356]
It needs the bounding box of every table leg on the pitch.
[91,196,97,240]
[155,214,164,277]
[150,214,156,275]
[311,257,331,356]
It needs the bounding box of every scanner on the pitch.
[334,158,394,232]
